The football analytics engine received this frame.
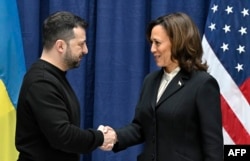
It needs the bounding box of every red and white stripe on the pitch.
[202,35,250,144]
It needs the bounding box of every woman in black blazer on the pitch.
[102,12,224,161]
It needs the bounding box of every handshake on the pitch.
[97,125,117,151]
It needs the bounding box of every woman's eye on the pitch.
[155,41,160,46]
[150,40,161,46]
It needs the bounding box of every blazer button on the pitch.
[152,136,155,143]
[151,154,155,160]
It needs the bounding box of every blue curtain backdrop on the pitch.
[17,0,210,161]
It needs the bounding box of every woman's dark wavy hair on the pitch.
[42,11,88,50]
[146,12,208,73]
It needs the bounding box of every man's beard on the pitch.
[64,48,81,69]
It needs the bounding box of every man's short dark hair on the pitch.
[42,11,88,50]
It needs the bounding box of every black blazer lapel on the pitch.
[151,70,164,109]
[156,70,189,108]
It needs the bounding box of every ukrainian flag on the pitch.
[0,0,26,160]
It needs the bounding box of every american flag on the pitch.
[202,0,250,144]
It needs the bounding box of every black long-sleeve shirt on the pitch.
[16,59,103,161]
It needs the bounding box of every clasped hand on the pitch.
[97,125,117,151]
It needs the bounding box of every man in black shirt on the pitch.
[15,11,116,161]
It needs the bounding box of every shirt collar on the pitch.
[163,67,181,81]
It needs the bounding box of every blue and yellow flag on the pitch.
[0,0,26,160]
